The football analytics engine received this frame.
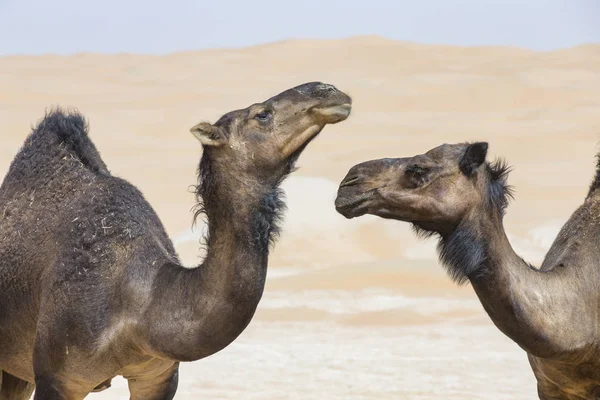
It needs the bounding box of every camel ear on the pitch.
[190,122,227,147]
[459,142,488,176]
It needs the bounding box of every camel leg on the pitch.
[0,371,35,400]
[127,362,179,400]
[536,383,573,400]
[32,376,88,400]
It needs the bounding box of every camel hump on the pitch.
[588,151,600,198]
[33,109,109,175]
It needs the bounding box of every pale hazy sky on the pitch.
[0,0,599,55]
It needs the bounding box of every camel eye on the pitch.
[254,111,272,122]
[406,165,431,188]
[407,165,428,176]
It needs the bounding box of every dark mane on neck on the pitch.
[252,183,286,252]
[438,223,488,284]
[192,149,214,229]
[193,148,287,254]
[413,158,514,284]
[485,159,513,216]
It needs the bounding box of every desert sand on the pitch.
[1,37,600,399]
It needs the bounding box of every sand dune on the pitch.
[1,37,599,399]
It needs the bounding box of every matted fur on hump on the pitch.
[6,109,109,180]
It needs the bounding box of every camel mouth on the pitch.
[335,189,373,219]
[312,103,352,124]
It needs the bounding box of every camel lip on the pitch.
[312,103,352,124]
[335,189,372,219]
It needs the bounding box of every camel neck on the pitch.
[444,211,590,359]
[200,179,275,301]
[198,156,282,305]
[141,155,282,361]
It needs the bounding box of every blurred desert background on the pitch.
[1,37,600,399]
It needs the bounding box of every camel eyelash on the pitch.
[253,110,272,121]
[406,165,430,176]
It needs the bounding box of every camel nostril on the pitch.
[315,83,337,94]
[340,175,360,188]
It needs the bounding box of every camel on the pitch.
[335,142,600,399]
[0,82,352,400]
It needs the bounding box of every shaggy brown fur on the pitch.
[0,82,351,399]
[336,142,600,399]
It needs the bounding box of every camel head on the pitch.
[335,142,512,236]
[191,82,352,249]
[190,82,352,182]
